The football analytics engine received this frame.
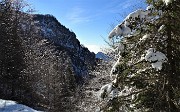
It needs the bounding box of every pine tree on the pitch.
[99,0,180,111]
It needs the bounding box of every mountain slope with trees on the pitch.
[0,0,95,111]
[32,14,95,80]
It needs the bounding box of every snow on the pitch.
[143,48,167,70]
[116,42,125,54]
[122,24,131,36]
[126,10,141,20]
[146,5,155,11]
[140,34,150,41]
[110,43,125,75]
[158,10,163,16]
[124,20,130,26]
[115,26,123,36]
[95,107,101,112]
[126,9,149,21]
[139,11,149,20]
[108,29,117,39]
[158,25,165,32]
[0,99,42,112]
[136,68,148,74]
[100,83,112,94]
[109,88,119,100]
[118,86,131,97]
[112,78,117,84]
[0,99,16,108]
[108,8,151,39]
[163,0,173,5]
[110,57,121,75]
[66,43,75,49]
[108,25,122,39]
[151,61,164,70]
[99,83,120,100]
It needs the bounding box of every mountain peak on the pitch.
[96,52,109,61]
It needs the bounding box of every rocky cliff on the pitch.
[32,14,95,81]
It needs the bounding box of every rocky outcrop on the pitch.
[33,14,95,80]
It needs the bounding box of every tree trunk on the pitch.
[166,25,179,112]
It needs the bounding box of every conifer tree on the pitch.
[99,0,180,111]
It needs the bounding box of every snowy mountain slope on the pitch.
[0,99,42,112]
[96,52,109,61]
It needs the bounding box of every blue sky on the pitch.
[28,0,146,53]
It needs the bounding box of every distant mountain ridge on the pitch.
[96,52,109,61]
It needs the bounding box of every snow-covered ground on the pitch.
[0,99,42,112]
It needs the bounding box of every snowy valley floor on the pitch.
[0,99,41,112]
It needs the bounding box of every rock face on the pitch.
[33,14,95,81]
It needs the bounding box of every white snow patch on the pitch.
[99,83,120,100]
[108,9,150,39]
[0,99,42,112]
[116,42,125,54]
[163,0,173,5]
[136,68,148,74]
[140,34,150,41]
[118,86,131,96]
[109,29,117,39]
[124,20,130,26]
[110,56,121,76]
[139,11,149,20]
[109,88,119,100]
[143,48,167,70]
[0,99,16,108]
[158,25,165,32]
[151,61,164,70]
[126,9,149,21]
[110,43,125,75]
[100,83,112,95]
[112,78,117,84]
[108,25,123,39]
[122,24,131,36]
[146,5,155,11]
[126,10,141,20]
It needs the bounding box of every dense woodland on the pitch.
[0,0,180,112]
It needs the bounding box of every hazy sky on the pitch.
[28,0,146,53]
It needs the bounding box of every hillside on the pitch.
[33,14,96,80]
[0,9,96,111]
